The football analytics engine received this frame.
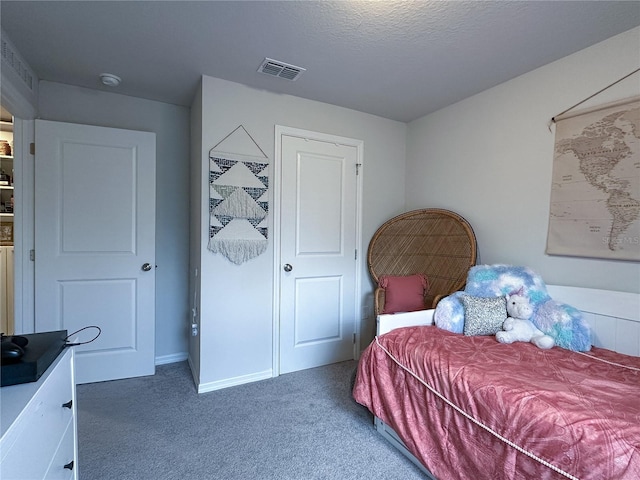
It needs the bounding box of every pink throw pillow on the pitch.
[379,274,429,314]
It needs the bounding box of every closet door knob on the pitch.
[62,400,73,409]
[64,461,74,471]
[283,264,293,272]
[142,263,152,272]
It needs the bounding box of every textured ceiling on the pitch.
[1,1,639,122]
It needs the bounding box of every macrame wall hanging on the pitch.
[208,125,269,265]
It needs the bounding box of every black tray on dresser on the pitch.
[1,330,67,386]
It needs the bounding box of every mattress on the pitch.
[353,325,640,480]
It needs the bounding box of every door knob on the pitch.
[283,264,293,272]
[142,263,152,272]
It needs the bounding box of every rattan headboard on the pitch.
[367,208,477,314]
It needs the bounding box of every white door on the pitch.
[279,133,359,374]
[34,119,156,384]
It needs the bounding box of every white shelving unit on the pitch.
[1,118,14,333]
[0,119,14,246]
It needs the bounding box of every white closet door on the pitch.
[279,133,359,374]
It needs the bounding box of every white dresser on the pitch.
[0,347,78,480]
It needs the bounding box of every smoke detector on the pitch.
[257,58,305,81]
[100,73,121,87]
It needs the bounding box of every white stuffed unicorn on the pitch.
[496,294,555,349]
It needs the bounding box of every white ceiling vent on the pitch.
[258,58,305,81]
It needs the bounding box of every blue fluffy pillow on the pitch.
[535,300,591,351]
[434,291,465,333]
[465,264,550,305]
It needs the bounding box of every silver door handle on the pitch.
[142,263,152,272]
[283,264,293,272]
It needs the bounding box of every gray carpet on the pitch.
[76,360,426,479]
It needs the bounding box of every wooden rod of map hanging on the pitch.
[548,67,640,131]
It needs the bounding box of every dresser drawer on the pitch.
[44,420,76,480]
[1,411,73,480]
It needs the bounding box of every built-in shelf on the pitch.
[1,148,14,222]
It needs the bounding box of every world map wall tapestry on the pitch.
[208,126,269,265]
[547,97,639,261]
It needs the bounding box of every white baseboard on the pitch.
[197,369,273,394]
[155,352,188,365]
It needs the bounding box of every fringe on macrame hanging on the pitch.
[208,238,268,266]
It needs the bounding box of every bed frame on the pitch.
[373,285,640,478]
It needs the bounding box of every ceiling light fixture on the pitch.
[99,73,121,87]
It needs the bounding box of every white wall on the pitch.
[406,27,640,293]
[188,82,203,383]
[38,81,191,362]
[193,76,406,389]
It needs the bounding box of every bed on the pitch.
[353,285,640,480]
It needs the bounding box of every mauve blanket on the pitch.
[353,326,640,480]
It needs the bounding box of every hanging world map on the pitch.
[547,97,640,261]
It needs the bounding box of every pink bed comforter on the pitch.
[353,326,640,480]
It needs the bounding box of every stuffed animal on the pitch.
[496,294,555,349]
